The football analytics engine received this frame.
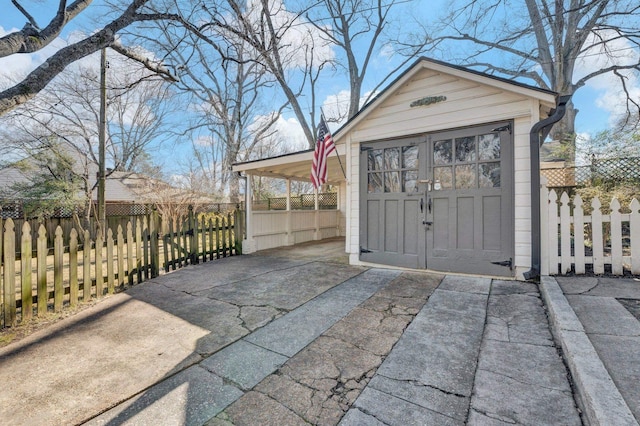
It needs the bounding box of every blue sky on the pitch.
[1,0,637,156]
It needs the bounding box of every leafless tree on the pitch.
[307,0,426,120]
[147,23,285,202]
[0,0,177,116]
[2,55,176,174]
[163,0,334,148]
[416,0,640,140]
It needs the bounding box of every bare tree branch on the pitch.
[0,0,183,116]
[1,0,91,57]
[110,41,178,82]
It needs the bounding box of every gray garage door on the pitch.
[359,121,514,276]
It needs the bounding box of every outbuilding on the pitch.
[233,57,566,280]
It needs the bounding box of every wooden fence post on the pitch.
[548,190,559,275]
[631,198,640,275]
[69,229,79,307]
[95,230,104,297]
[83,230,91,301]
[0,216,3,328]
[126,223,134,285]
[610,198,623,275]
[559,192,571,274]
[540,180,549,276]
[21,222,33,321]
[107,228,115,293]
[150,207,160,278]
[592,197,604,275]
[188,205,197,264]
[573,196,585,275]
[235,209,243,255]
[54,227,64,312]
[3,219,16,327]
[117,225,125,288]
[135,220,142,284]
[37,225,47,315]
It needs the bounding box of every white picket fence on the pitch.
[541,187,640,276]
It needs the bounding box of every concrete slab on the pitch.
[215,271,441,426]
[589,334,640,421]
[567,295,640,336]
[217,391,308,426]
[150,255,306,293]
[0,293,211,426]
[376,288,488,398]
[476,339,574,392]
[86,365,243,426]
[245,269,401,357]
[484,292,553,346]
[557,276,640,299]
[541,276,638,426]
[193,261,365,311]
[339,408,387,426]
[342,277,489,425]
[200,340,288,390]
[437,275,491,294]
[347,386,463,426]
[366,375,468,422]
[469,368,580,426]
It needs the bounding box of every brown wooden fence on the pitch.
[1,207,242,329]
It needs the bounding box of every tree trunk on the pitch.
[550,100,577,142]
[229,172,240,204]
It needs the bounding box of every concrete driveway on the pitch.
[0,238,634,425]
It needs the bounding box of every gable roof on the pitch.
[331,56,557,142]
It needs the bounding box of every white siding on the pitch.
[250,210,340,252]
[351,69,535,143]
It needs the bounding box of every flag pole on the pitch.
[320,109,347,180]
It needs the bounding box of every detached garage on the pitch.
[233,57,565,280]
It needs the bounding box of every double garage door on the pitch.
[359,121,514,277]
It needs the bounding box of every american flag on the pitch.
[310,117,336,189]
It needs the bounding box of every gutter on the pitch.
[523,94,572,281]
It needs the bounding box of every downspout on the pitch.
[523,94,572,281]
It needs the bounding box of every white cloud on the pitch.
[273,115,307,151]
[322,90,351,127]
[0,26,69,89]
[244,0,335,70]
[575,30,640,126]
[321,89,378,130]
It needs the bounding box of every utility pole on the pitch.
[98,48,107,236]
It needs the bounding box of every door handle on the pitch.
[428,198,432,213]
[420,198,424,213]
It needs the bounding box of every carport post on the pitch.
[243,173,255,252]
[314,187,320,240]
[286,179,293,245]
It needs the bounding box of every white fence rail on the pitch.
[541,187,640,276]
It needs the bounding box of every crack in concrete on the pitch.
[377,374,468,399]
[366,377,467,423]
[477,367,573,394]
[575,280,600,295]
[471,407,518,424]
[354,406,393,425]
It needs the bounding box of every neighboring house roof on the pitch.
[0,161,161,203]
[0,166,28,198]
